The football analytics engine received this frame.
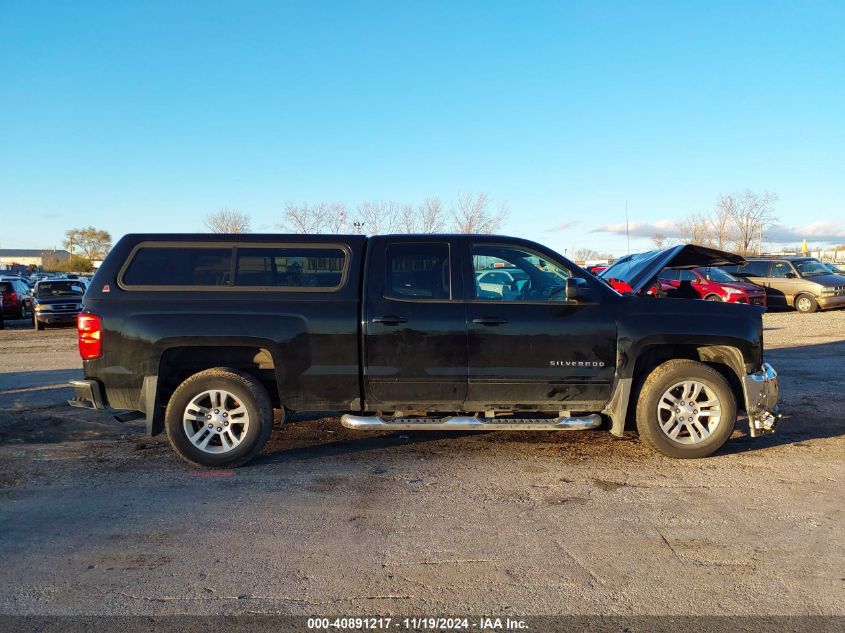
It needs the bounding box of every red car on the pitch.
[0,278,35,321]
[657,267,767,305]
[599,245,766,306]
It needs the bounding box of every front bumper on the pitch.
[817,294,845,310]
[36,311,81,324]
[741,362,781,437]
[68,379,106,410]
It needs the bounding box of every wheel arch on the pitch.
[607,343,747,436]
[145,343,281,436]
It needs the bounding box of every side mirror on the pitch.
[565,277,591,301]
[785,272,797,279]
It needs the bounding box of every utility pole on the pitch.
[625,200,630,255]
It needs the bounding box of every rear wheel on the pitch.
[165,368,274,468]
[794,294,818,313]
[636,359,736,458]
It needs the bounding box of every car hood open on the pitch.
[600,245,747,294]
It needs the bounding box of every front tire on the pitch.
[704,294,722,302]
[34,318,45,330]
[165,368,274,468]
[636,359,736,459]
[794,294,818,313]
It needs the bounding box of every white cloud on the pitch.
[766,221,845,243]
[593,218,845,245]
[549,220,578,232]
[592,219,682,238]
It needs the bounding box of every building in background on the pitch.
[0,249,70,272]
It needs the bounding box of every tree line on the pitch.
[203,193,509,236]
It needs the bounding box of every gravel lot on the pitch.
[0,311,843,617]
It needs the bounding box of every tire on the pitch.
[794,294,818,314]
[704,294,722,302]
[636,359,737,459]
[164,368,274,468]
[34,318,45,331]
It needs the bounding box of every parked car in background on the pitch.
[0,278,35,322]
[33,279,86,330]
[822,262,845,275]
[587,265,608,275]
[722,257,845,313]
[599,245,747,300]
[657,267,766,306]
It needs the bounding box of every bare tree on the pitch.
[322,202,350,234]
[710,203,734,250]
[721,190,778,255]
[398,197,446,233]
[63,226,112,259]
[354,201,399,235]
[450,192,507,234]
[677,212,712,247]
[396,203,418,233]
[281,202,325,234]
[652,232,668,249]
[204,207,251,234]
[573,247,614,261]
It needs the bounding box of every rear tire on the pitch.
[636,359,736,459]
[165,368,274,468]
[794,294,818,313]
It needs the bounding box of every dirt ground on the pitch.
[0,311,843,617]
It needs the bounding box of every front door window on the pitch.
[471,244,571,302]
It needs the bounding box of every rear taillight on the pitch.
[78,313,102,360]
[8,291,17,304]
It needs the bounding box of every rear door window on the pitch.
[737,260,771,277]
[385,243,451,300]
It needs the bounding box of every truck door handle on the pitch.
[472,317,508,326]
[372,315,408,326]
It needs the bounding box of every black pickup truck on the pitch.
[69,234,780,467]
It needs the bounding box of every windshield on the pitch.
[36,281,85,298]
[697,267,739,283]
[794,259,830,276]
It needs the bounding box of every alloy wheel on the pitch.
[182,389,251,454]
[656,380,722,445]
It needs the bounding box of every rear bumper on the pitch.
[68,379,106,410]
[741,362,781,437]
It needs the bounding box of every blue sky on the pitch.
[2,0,844,256]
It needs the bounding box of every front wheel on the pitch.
[34,318,45,331]
[794,294,818,313]
[165,368,274,468]
[636,359,736,459]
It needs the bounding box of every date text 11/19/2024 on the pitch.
[306,617,528,630]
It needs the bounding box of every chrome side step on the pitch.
[340,414,602,432]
